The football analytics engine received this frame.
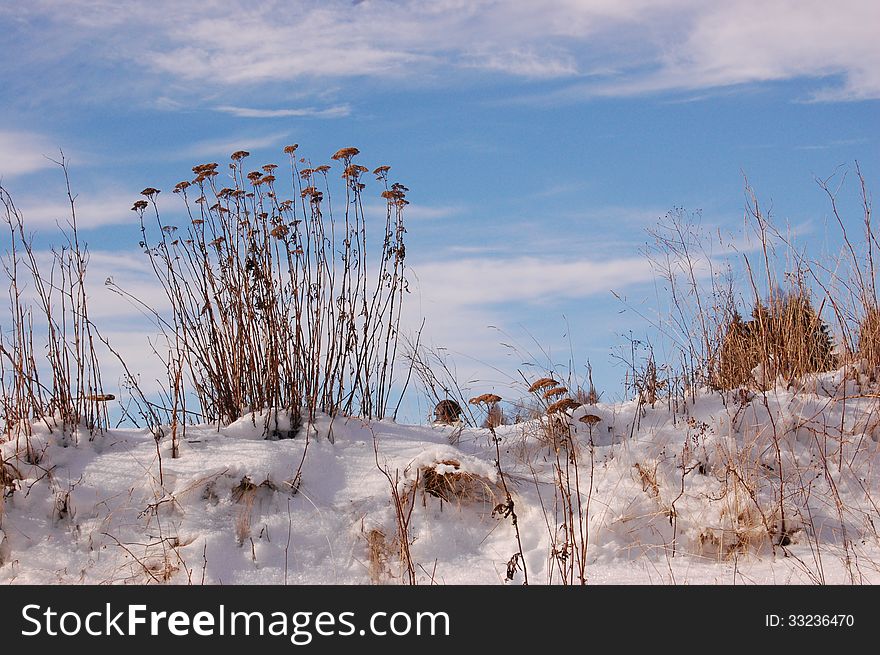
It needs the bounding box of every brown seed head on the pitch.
[331,146,360,161]
[579,414,602,426]
[342,164,369,178]
[547,398,581,414]
[543,386,568,399]
[469,393,502,405]
[528,377,559,393]
[231,150,250,161]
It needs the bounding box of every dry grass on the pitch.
[364,527,392,584]
[858,305,880,372]
[433,399,463,425]
[714,293,835,390]
[231,476,258,545]
[420,459,502,509]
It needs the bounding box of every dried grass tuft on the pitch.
[364,528,391,584]
[420,459,502,508]
[858,305,880,371]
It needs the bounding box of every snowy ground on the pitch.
[2,369,879,585]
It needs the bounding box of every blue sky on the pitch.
[1,1,878,418]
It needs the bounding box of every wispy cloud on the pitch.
[215,104,351,119]
[183,131,291,159]
[410,255,656,308]
[795,138,872,151]
[0,130,60,177]
[15,191,136,230]
[463,48,578,79]
[6,1,878,105]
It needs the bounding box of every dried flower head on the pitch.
[283,144,299,154]
[270,224,289,239]
[528,377,559,393]
[231,150,250,161]
[314,165,331,174]
[469,393,502,405]
[342,164,369,179]
[578,414,602,426]
[547,398,580,414]
[192,163,219,175]
[543,387,568,399]
[261,164,278,173]
[373,165,391,177]
[299,168,314,180]
[173,181,191,193]
[247,171,263,182]
[331,146,360,161]
[381,189,405,201]
[140,187,160,198]
[131,200,148,211]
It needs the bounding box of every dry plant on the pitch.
[714,292,835,390]
[859,306,880,374]
[130,146,409,433]
[231,476,258,545]
[372,432,417,584]
[1,159,110,451]
[364,527,392,584]
[420,458,502,508]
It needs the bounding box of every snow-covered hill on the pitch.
[2,369,879,584]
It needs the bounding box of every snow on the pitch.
[1,368,879,584]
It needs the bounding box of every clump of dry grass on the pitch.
[633,462,660,499]
[364,527,392,584]
[433,399,463,425]
[231,476,258,545]
[858,305,880,373]
[420,459,502,508]
[0,457,21,529]
[714,292,835,390]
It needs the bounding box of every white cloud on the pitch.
[0,131,59,178]
[15,192,137,230]
[410,255,656,308]
[8,1,878,102]
[464,48,579,79]
[214,105,351,119]
[184,131,292,159]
